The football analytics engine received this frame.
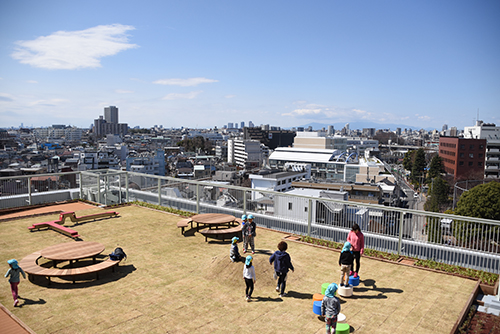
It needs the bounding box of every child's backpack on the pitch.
[109,247,127,261]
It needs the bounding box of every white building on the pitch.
[464,120,500,178]
[227,139,262,169]
[294,131,348,151]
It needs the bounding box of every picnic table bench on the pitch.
[28,221,80,239]
[19,251,121,284]
[176,218,193,235]
[199,224,243,242]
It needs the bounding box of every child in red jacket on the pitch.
[346,223,364,278]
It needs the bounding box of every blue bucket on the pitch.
[313,300,322,315]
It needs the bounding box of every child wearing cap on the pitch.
[230,237,242,262]
[321,283,341,334]
[243,255,256,301]
[339,241,354,287]
[5,259,26,307]
[242,214,256,254]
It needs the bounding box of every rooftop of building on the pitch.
[0,202,477,333]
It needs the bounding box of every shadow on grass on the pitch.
[17,297,46,308]
[29,264,136,289]
[70,215,121,227]
[286,290,313,300]
[253,296,283,302]
[182,228,198,237]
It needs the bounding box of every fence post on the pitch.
[104,175,108,206]
[196,183,200,214]
[243,190,247,215]
[97,174,101,204]
[79,173,83,200]
[158,178,161,205]
[28,176,32,205]
[118,173,122,203]
[398,211,405,256]
[307,198,312,236]
[125,173,129,203]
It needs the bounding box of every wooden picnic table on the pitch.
[190,213,237,229]
[41,241,105,267]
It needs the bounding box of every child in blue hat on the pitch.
[5,259,26,307]
[242,214,256,254]
[243,255,256,301]
[321,283,341,334]
[339,241,354,287]
[230,237,242,262]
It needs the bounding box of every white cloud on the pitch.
[225,95,236,99]
[30,98,68,106]
[115,89,134,94]
[0,93,14,102]
[11,24,138,70]
[153,77,218,87]
[162,91,202,100]
[27,80,38,84]
[282,101,374,121]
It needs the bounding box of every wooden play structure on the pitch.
[28,211,119,239]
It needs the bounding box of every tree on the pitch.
[427,155,445,183]
[402,150,414,171]
[453,181,500,250]
[411,148,426,185]
[455,182,500,221]
[424,176,450,213]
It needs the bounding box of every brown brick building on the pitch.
[439,136,486,180]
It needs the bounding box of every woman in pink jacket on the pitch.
[346,223,364,278]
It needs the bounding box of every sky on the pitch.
[0,0,499,131]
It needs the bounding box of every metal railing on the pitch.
[1,170,499,273]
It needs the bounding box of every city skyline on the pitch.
[1,1,499,130]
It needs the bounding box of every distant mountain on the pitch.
[296,122,437,132]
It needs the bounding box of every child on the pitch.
[347,223,365,278]
[242,214,257,254]
[5,259,26,307]
[321,283,341,334]
[339,241,354,287]
[230,237,242,262]
[243,255,256,301]
[269,241,294,297]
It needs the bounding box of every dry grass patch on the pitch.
[0,205,478,334]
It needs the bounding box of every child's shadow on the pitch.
[18,296,46,308]
[253,296,282,302]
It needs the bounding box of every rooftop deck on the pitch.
[0,203,477,333]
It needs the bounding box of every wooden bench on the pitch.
[28,221,80,239]
[58,211,119,224]
[199,225,242,242]
[177,218,193,234]
[19,251,120,284]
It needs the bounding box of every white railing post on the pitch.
[97,174,101,204]
[158,177,162,205]
[125,172,129,203]
[196,183,200,214]
[79,173,83,199]
[398,211,405,256]
[28,176,32,205]
[243,190,247,215]
[307,198,312,236]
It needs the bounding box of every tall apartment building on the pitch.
[93,106,128,139]
[227,139,262,169]
[464,121,500,178]
[439,136,486,180]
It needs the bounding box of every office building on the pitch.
[464,121,500,178]
[439,136,486,180]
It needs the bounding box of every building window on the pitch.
[469,145,474,149]
[479,162,483,167]
[480,145,484,149]
[288,202,292,210]
[460,144,465,149]
[460,153,464,158]
[304,207,308,212]
[459,161,464,166]
[469,153,474,158]
[479,153,483,158]
[469,162,473,166]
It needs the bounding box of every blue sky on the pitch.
[0,0,499,130]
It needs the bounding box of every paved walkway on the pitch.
[0,202,97,220]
